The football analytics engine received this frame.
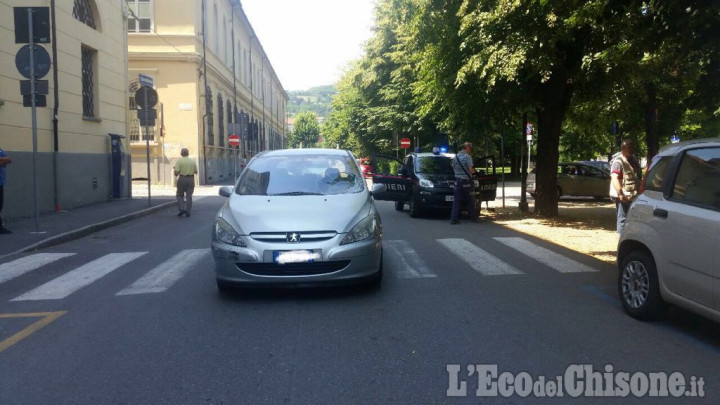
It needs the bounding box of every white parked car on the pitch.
[617,138,720,321]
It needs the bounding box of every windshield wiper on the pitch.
[271,191,324,196]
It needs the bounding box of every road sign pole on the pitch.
[144,86,151,207]
[28,9,41,233]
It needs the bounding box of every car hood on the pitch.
[220,193,373,234]
[418,173,455,182]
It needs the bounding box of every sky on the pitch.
[240,0,377,91]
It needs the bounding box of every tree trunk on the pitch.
[644,82,659,161]
[534,69,575,218]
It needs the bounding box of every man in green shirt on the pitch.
[174,148,198,217]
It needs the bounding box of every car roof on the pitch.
[657,138,720,157]
[259,148,352,158]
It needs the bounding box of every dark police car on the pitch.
[371,149,497,218]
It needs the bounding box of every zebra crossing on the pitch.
[0,237,601,301]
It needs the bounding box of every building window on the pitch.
[128,78,155,142]
[226,100,233,145]
[206,87,214,145]
[81,46,97,118]
[223,18,228,65]
[218,93,224,146]
[127,0,152,33]
[213,4,219,55]
[73,0,97,29]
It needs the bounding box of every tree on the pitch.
[290,111,320,148]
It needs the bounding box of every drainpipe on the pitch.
[200,0,209,184]
[51,0,60,210]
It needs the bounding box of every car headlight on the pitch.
[419,179,434,188]
[214,218,247,247]
[341,214,379,245]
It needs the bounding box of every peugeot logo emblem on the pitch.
[287,232,301,243]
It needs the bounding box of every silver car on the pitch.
[211,148,383,290]
[618,138,720,321]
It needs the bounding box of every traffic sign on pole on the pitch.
[138,73,154,88]
[400,137,411,149]
[228,134,241,147]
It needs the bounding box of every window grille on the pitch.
[73,0,97,29]
[81,46,96,118]
[206,87,214,145]
[127,0,152,33]
[218,94,224,146]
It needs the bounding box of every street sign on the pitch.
[23,94,46,107]
[228,134,241,147]
[400,137,411,149]
[14,7,50,44]
[15,44,51,79]
[138,73,154,88]
[137,109,157,121]
[134,87,158,108]
[20,79,48,95]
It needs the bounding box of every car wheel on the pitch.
[618,250,665,321]
[408,196,422,218]
[557,187,563,200]
[394,201,404,211]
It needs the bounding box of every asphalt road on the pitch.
[0,195,718,404]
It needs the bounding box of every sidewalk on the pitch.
[0,180,233,259]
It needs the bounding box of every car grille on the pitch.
[237,260,351,276]
[249,231,337,243]
[435,180,455,188]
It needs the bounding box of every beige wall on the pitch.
[0,0,130,219]
[128,0,288,184]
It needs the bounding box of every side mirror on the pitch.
[219,186,233,198]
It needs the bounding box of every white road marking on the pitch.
[494,237,598,273]
[0,254,76,285]
[116,249,209,295]
[437,238,523,276]
[11,252,147,301]
[384,240,436,279]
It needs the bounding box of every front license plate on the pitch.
[445,195,454,202]
[273,250,320,264]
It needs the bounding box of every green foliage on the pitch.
[321,0,719,216]
[287,86,335,117]
[290,111,320,148]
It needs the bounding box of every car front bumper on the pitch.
[212,234,382,287]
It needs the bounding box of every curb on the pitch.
[2,201,175,258]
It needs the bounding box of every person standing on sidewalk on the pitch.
[450,142,480,224]
[0,146,12,234]
[174,148,197,217]
[610,139,641,235]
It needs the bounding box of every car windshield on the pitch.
[235,154,365,196]
[415,156,454,174]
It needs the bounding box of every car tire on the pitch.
[408,196,422,218]
[557,187,563,200]
[394,201,404,211]
[618,250,666,321]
